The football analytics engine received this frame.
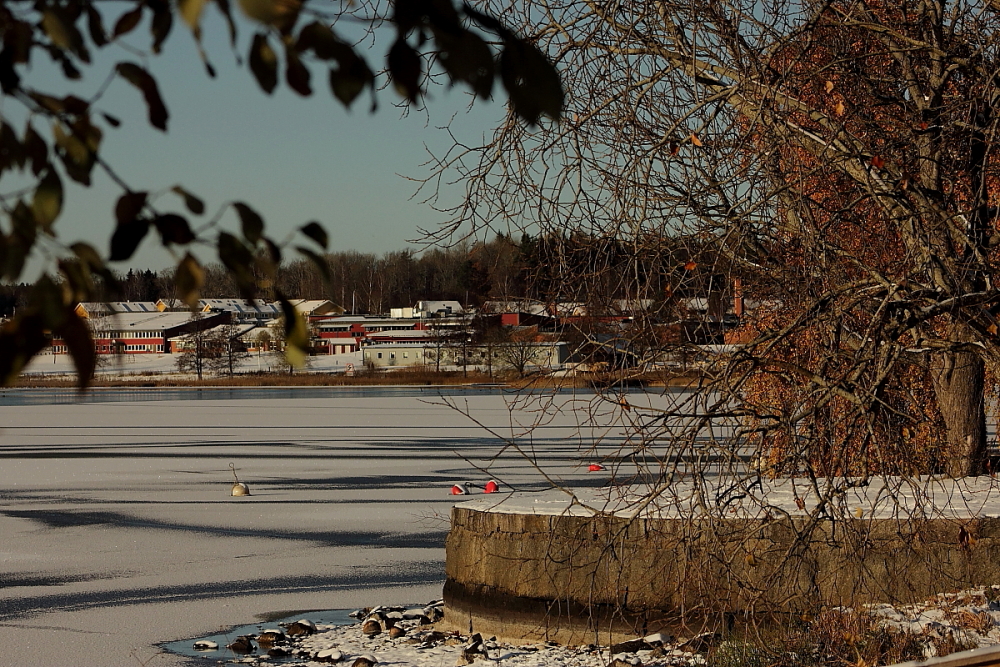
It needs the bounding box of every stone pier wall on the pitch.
[444,504,1000,644]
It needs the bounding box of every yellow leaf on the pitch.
[825,80,834,93]
[175,253,204,310]
[279,298,310,368]
[32,169,63,232]
[835,101,845,116]
[238,0,302,33]
[854,507,863,518]
[178,0,207,33]
[690,133,703,147]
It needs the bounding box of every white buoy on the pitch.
[230,463,250,496]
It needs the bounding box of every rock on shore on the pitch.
[202,599,710,667]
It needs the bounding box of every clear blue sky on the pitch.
[13,7,506,277]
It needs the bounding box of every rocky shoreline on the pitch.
[183,599,709,667]
[178,587,1000,667]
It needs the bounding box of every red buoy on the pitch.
[450,484,468,495]
[484,480,499,494]
[588,464,605,472]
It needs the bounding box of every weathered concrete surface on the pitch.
[444,481,1000,644]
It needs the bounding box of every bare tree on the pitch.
[175,328,221,381]
[206,323,250,377]
[493,327,543,378]
[421,0,1000,478]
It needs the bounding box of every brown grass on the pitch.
[945,609,994,635]
[710,609,978,667]
[14,365,704,390]
[15,370,494,389]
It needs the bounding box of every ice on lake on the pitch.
[0,386,639,667]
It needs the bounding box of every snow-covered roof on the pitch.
[89,311,220,333]
[76,301,161,316]
[416,300,465,315]
[199,299,282,316]
[480,300,550,317]
[287,299,343,316]
[365,330,438,342]
[314,315,423,329]
[172,322,259,341]
[156,298,207,312]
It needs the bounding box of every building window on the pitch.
[390,352,395,360]
[377,352,382,359]
[403,352,408,358]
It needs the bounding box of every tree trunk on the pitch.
[930,333,987,477]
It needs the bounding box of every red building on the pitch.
[52,311,230,354]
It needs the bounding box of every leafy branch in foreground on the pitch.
[0,0,563,387]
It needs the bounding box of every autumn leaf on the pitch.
[834,101,845,116]
[300,221,328,249]
[249,33,278,94]
[690,133,703,147]
[683,260,697,271]
[871,155,885,169]
[824,80,834,93]
[175,252,204,309]
[116,63,169,131]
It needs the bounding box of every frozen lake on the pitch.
[0,386,656,666]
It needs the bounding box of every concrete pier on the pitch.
[444,478,1000,644]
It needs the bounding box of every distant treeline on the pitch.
[0,233,720,318]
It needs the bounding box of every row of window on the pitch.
[112,331,161,338]
[373,350,424,360]
[92,344,164,352]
